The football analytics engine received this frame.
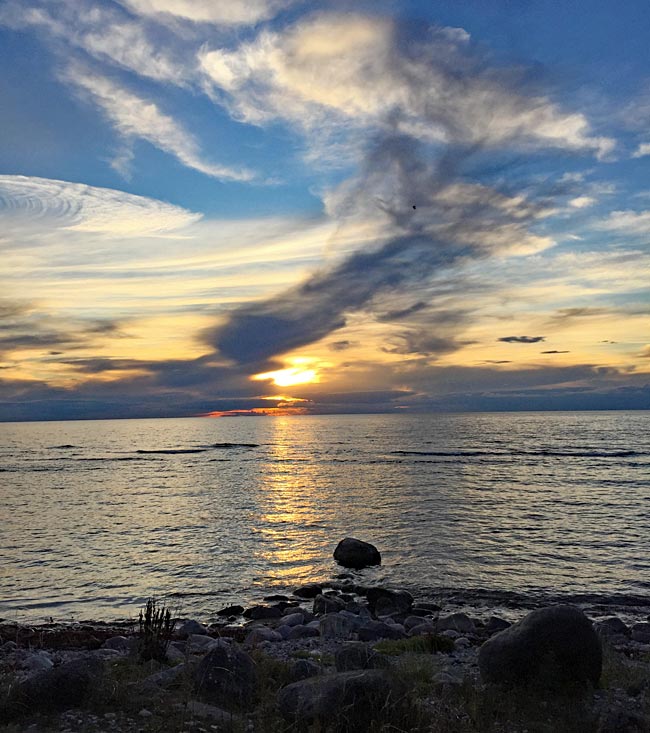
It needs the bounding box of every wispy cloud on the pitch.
[632,142,650,158]
[117,0,294,26]
[200,12,614,159]
[498,336,545,344]
[0,175,201,235]
[65,67,255,181]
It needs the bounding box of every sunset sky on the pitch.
[1,0,649,420]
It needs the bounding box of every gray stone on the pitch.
[178,620,208,638]
[276,625,292,639]
[181,700,238,723]
[407,622,437,637]
[594,617,629,638]
[436,613,476,635]
[22,651,54,674]
[289,659,321,682]
[320,612,360,640]
[216,605,244,617]
[478,604,602,689]
[313,593,345,615]
[358,620,405,641]
[243,605,283,620]
[485,616,511,635]
[293,583,323,598]
[194,640,257,708]
[412,602,441,613]
[366,588,413,616]
[631,622,650,643]
[3,656,104,719]
[245,627,282,645]
[333,538,381,570]
[404,615,427,631]
[287,624,320,640]
[278,670,398,728]
[142,663,188,690]
[282,612,308,627]
[188,633,215,652]
[335,643,391,672]
[102,635,132,651]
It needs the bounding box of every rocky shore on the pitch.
[1,539,649,732]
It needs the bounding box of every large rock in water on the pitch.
[333,538,381,569]
[478,605,601,689]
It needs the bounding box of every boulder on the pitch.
[594,617,629,638]
[358,620,405,641]
[407,623,437,637]
[436,613,476,635]
[102,635,132,651]
[216,605,245,617]
[278,669,398,729]
[287,625,320,640]
[293,583,323,599]
[313,594,346,615]
[485,616,511,636]
[178,620,208,638]
[244,627,282,645]
[631,622,650,643]
[320,612,360,640]
[333,538,381,570]
[366,588,413,616]
[289,659,321,682]
[478,605,602,689]
[193,640,257,708]
[243,605,283,620]
[2,656,104,719]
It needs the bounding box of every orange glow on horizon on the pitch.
[202,406,310,417]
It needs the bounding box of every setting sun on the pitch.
[252,366,318,387]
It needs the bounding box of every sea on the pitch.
[1,411,649,624]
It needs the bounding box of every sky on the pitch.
[1,0,649,421]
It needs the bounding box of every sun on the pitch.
[252,358,321,387]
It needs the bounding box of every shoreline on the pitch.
[2,575,650,732]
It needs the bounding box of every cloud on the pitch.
[0,175,201,235]
[65,67,254,181]
[544,307,609,328]
[632,143,650,158]
[200,12,613,158]
[208,129,565,365]
[118,0,292,25]
[597,209,650,235]
[498,336,545,343]
[568,195,595,208]
[0,0,187,84]
[541,350,570,354]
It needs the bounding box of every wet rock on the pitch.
[22,651,54,674]
[333,538,381,570]
[436,613,476,635]
[278,669,398,729]
[366,588,413,616]
[412,602,441,613]
[243,605,283,620]
[178,620,208,638]
[264,594,289,602]
[479,604,602,689]
[194,640,257,709]
[313,594,346,615]
[293,582,323,598]
[216,605,245,617]
[595,617,630,638]
[335,643,391,672]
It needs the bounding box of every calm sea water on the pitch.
[1,412,649,623]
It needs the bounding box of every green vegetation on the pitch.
[137,598,176,663]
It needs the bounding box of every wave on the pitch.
[391,449,642,458]
[135,448,207,455]
[210,442,259,449]
[47,445,78,449]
